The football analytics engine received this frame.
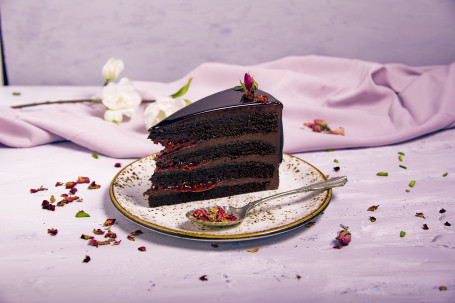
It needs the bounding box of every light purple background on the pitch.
[1,0,454,85]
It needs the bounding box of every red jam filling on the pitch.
[155,139,195,160]
[157,180,219,193]
[155,160,207,172]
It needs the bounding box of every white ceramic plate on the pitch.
[110,153,331,241]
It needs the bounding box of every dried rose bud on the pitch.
[88,239,99,247]
[304,122,314,128]
[65,181,77,189]
[83,255,91,263]
[97,240,111,246]
[104,230,117,239]
[367,205,379,212]
[88,181,101,189]
[31,185,47,193]
[77,176,90,184]
[331,127,345,136]
[336,225,351,245]
[313,125,322,132]
[244,73,253,92]
[105,231,117,239]
[114,162,122,167]
[103,218,116,226]
[48,228,58,236]
[93,229,105,235]
[138,246,146,251]
[314,119,328,128]
[336,230,351,245]
[415,212,425,219]
[130,230,143,236]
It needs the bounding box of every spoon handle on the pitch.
[246,176,347,210]
[300,176,348,192]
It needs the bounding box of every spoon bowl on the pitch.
[186,176,348,227]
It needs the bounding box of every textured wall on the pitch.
[1,0,455,85]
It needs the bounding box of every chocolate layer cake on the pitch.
[145,88,283,207]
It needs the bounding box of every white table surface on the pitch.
[1,86,454,303]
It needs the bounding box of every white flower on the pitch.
[104,109,124,123]
[102,58,125,82]
[101,77,142,123]
[144,96,190,129]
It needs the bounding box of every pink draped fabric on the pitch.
[1,56,454,158]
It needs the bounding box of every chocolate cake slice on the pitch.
[145,87,283,207]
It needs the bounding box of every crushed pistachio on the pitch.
[75,210,90,218]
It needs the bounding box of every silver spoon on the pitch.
[186,176,348,227]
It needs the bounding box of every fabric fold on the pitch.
[1,55,454,158]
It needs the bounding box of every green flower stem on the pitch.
[11,99,154,109]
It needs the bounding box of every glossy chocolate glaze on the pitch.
[150,88,282,128]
